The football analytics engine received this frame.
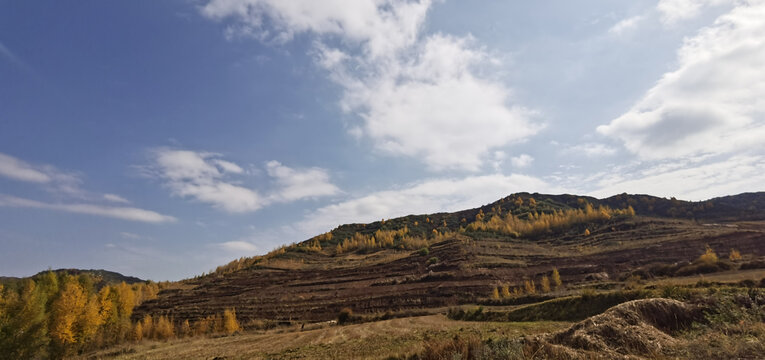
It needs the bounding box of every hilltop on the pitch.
[0,268,144,290]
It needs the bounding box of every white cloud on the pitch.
[657,0,729,24]
[201,0,540,171]
[201,0,432,58]
[588,154,765,201]
[152,149,263,213]
[0,194,176,223]
[218,240,258,253]
[510,154,534,168]
[598,1,765,160]
[149,149,340,212]
[0,153,52,183]
[608,15,644,35]
[567,143,618,157]
[266,161,340,202]
[298,174,563,236]
[104,193,130,204]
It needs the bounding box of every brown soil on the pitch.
[527,298,701,359]
[133,218,765,325]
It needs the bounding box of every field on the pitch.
[77,316,568,359]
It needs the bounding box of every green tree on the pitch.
[0,279,49,359]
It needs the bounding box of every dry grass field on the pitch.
[77,316,568,360]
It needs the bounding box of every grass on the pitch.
[76,315,568,360]
[450,289,655,322]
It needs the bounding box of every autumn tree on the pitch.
[154,316,174,340]
[524,280,536,295]
[223,308,241,335]
[698,245,718,264]
[729,249,742,261]
[0,279,49,359]
[552,268,562,289]
[540,276,551,293]
[50,278,87,356]
[179,320,191,338]
[501,284,511,298]
[491,287,500,300]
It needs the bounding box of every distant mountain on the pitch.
[1,268,144,289]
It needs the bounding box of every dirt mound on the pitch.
[528,298,701,359]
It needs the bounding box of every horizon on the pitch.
[2,0,764,281]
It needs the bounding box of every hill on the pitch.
[0,268,144,290]
[132,192,765,325]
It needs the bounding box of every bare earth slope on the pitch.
[133,193,765,325]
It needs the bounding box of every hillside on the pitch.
[133,192,765,325]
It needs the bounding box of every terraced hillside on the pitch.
[133,193,765,325]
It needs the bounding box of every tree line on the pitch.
[0,271,240,359]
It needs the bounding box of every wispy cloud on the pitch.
[150,149,264,213]
[0,194,176,223]
[0,153,52,183]
[147,149,340,213]
[104,193,131,204]
[266,160,340,202]
[0,41,35,74]
[218,240,258,253]
[608,15,644,35]
[566,143,618,157]
[201,0,541,171]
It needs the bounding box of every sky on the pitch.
[1,0,764,281]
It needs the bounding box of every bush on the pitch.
[418,248,430,256]
[337,307,354,325]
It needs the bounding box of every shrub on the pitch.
[337,308,354,325]
[729,249,742,261]
[426,257,439,265]
[418,248,430,256]
[699,246,719,264]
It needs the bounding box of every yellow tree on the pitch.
[501,284,511,298]
[524,280,536,295]
[154,316,175,339]
[491,287,500,300]
[50,279,87,353]
[540,276,551,293]
[180,319,191,337]
[77,295,103,347]
[552,268,562,289]
[223,308,241,335]
[729,249,742,261]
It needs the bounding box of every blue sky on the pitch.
[1,0,764,280]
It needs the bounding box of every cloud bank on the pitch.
[201,0,540,171]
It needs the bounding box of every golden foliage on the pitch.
[491,287,500,300]
[466,204,632,237]
[223,308,241,335]
[729,249,742,261]
[552,268,562,289]
[50,279,87,347]
[699,245,719,264]
[540,276,551,293]
[501,284,511,298]
[524,280,536,295]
